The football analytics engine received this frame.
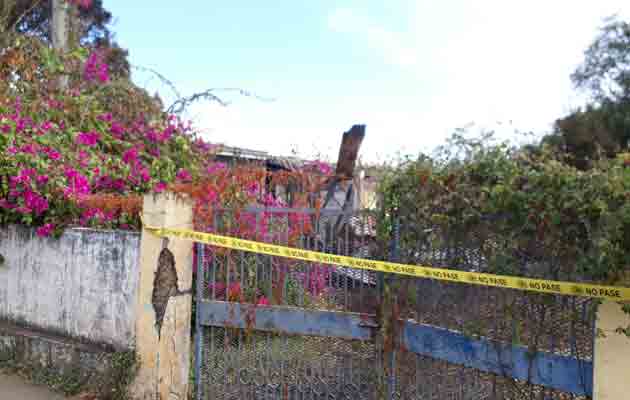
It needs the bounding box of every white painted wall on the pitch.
[0,225,140,349]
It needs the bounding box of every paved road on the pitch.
[0,373,65,400]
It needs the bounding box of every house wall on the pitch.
[357,177,378,210]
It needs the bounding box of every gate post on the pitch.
[593,301,630,400]
[132,192,194,400]
[379,217,401,399]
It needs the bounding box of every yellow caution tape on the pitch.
[144,224,630,301]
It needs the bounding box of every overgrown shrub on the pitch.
[378,134,630,284]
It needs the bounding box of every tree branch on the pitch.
[167,87,274,115]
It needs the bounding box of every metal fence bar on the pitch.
[402,321,593,396]
[194,242,204,400]
[197,301,378,340]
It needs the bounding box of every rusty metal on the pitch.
[193,209,595,399]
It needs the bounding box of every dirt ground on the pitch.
[0,372,66,400]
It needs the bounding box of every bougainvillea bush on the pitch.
[0,35,332,238]
[0,38,214,235]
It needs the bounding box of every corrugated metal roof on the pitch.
[216,145,269,160]
[266,156,306,171]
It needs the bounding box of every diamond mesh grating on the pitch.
[198,327,380,400]
[390,220,595,400]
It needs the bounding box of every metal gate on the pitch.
[193,208,595,399]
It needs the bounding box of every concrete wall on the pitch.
[594,300,630,400]
[0,225,140,350]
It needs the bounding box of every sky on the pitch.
[105,0,630,162]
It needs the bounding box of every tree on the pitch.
[547,16,630,169]
[1,0,130,79]
[572,16,630,104]
[2,0,112,44]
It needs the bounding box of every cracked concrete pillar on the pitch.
[132,192,193,400]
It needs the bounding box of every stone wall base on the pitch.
[0,320,135,398]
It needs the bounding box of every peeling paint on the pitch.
[152,248,178,338]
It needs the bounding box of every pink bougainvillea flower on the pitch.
[36,175,49,185]
[302,264,331,296]
[176,168,192,182]
[257,296,270,306]
[11,168,34,186]
[20,143,37,155]
[84,52,99,79]
[97,63,110,83]
[75,131,100,147]
[204,188,218,204]
[262,193,286,207]
[21,168,36,176]
[95,175,112,189]
[122,147,138,164]
[112,179,126,191]
[97,113,113,122]
[69,0,92,9]
[36,223,55,237]
[15,118,27,133]
[110,122,124,138]
[0,199,15,209]
[246,181,259,196]
[153,182,167,193]
[84,50,109,83]
[23,190,49,215]
[194,139,217,153]
[305,160,333,175]
[47,99,63,109]
[79,208,108,226]
[160,126,175,142]
[40,121,53,132]
[16,206,31,214]
[145,129,159,143]
[206,162,227,175]
[63,168,90,199]
[47,149,61,160]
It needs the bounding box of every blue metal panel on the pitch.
[402,321,593,396]
[198,300,378,341]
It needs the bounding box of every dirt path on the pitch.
[0,372,65,400]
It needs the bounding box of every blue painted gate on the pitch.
[193,208,595,399]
